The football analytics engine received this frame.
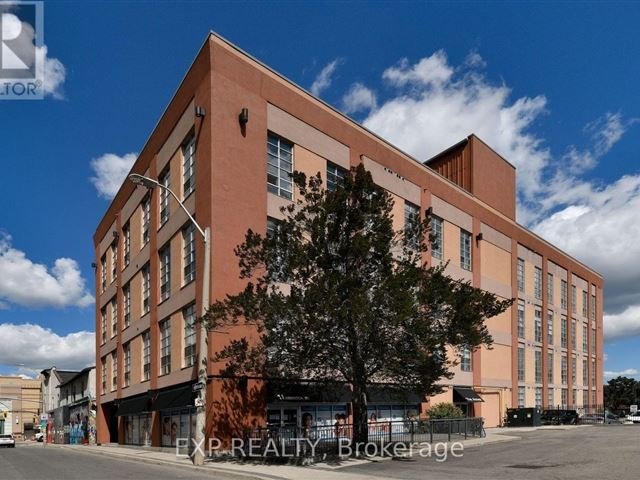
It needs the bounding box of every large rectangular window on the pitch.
[582,358,588,385]
[571,285,577,314]
[182,134,196,198]
[111,243,118,283]
[123,222,131,267]
[582,325,588,353]
[547,388,554,408]
[582,290,588,317]
[571,356,577,383]
[142,264,150,315]
[547,310,554,345]
[561,316,568,348]
[517,302,525,339]
[160,319,171,376]
[561,280,568,309]
[571,319,577,350]
[517,346,525,381]
[100,255,107,292]
[517,258,525,292]
[591,328,596,351]
[460,346,472,372]
[460,230,472,271]
[534,309,542,343]
[326,162,347,192]
[111,351,117,391]
[547,273,554,305]
[591,295,596,321]
[591,359,596,385]
[101,357,106,393]
[111,298,118,337]
[124,343,131,387]
[123,283,131,328]
[535,387,542,409]
[100,307,106,344]
[431,216,443,260]
[142,331,151,382]
[561,388,568,407]
[267,132,293,200]
[183,223,196,285]
[160,245,171,302]
[159,168,171,226]
[534,267,542,300]
[518,386,525,408]
[183,303,196,368]
[535,350,542,383]
[561,355,568,384]
[404,201,419,248]
[142,195,150,246]
[547,352,554,384]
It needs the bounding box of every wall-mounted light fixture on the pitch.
[195,105,206,118]
[476,232,483,244]
[238,107,249,126]
[112,231,120,240]
[425,207,433,216]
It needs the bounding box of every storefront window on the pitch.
[161,408,195,449]
[123,413,151,446]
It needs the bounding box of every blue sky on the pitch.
[0,1,639,378]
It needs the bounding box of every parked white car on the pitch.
[0,434,15,448]
[626,412,640,423]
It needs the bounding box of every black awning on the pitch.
[267,381,352,403]
[367,385,423,404]
[117,394,151,416]
[153,384,195,411]
[453,387,484,403]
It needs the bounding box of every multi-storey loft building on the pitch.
[94,33,603,447]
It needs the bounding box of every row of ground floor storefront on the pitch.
[97,378,494,449]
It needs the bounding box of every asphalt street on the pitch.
[342,424,640,480]
[0,443,238,480]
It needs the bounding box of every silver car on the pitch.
[0,434,15,448]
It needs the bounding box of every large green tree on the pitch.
[604,376,640,410]
[202,164,512,445]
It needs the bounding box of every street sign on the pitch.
[631,405,638,413]
[192,382,204,392]
[40,414,48,421]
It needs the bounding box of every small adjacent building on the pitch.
[0,376,42,440]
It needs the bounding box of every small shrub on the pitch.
[427,402,464,419]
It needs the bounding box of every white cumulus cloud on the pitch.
[604,368,639,379]
[342,82,377,114]
[310,59,342,97]
[90,152,138,199]
[0,323,94,371]
[0,234,93,309]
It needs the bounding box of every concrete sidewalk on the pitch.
[44,431,520,480]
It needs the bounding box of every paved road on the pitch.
[341,424,640,480]
[0,443,236,480]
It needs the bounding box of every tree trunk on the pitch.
[351,382,368,448]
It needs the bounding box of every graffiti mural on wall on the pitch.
[47,403,96,444]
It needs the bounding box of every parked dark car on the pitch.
[541,409,579,425]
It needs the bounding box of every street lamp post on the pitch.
[129,173,210,466]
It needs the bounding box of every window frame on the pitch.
[182,133,196,199]
[160,319,171,376]
[267,132,294,200]
[183,303,196,368]
[183,223,196,285]
[159,244,171,302]
[460,229,472,271]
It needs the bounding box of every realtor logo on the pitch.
[0,1,44,99]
